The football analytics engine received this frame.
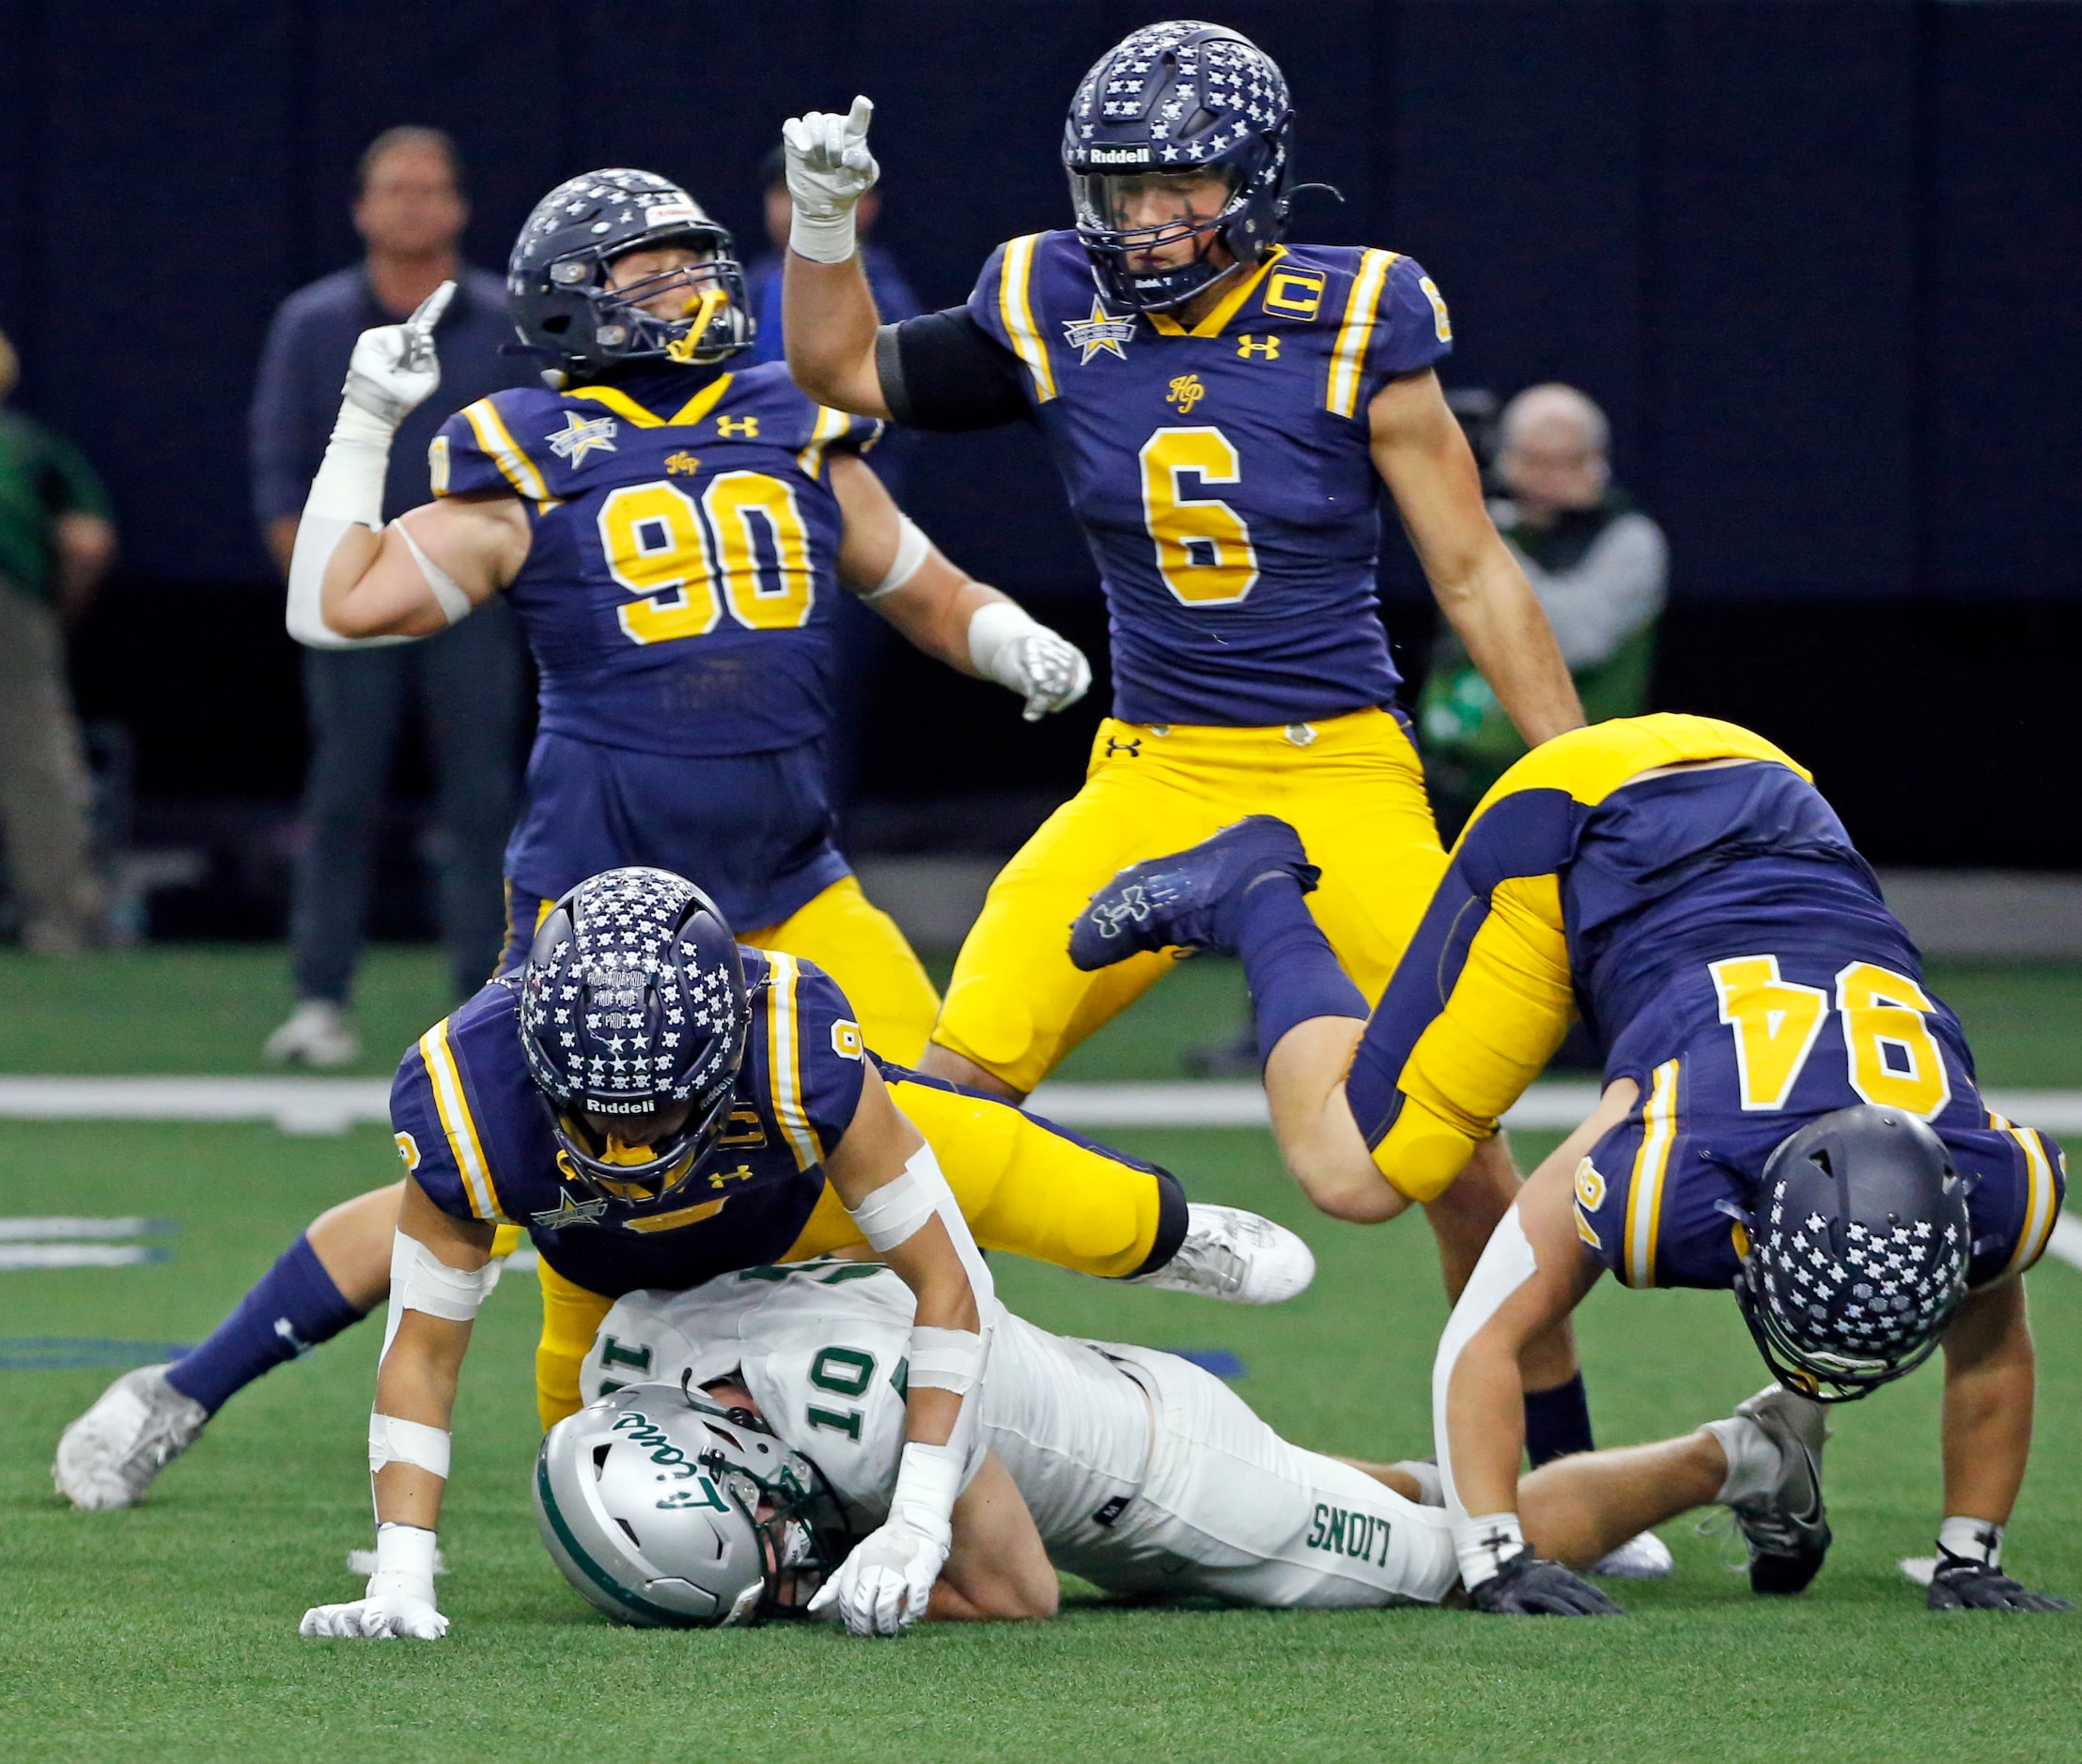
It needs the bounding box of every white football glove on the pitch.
[968,601,1094,721]
[300,1523,448,1640]
[809,1508,951,1637]
[781,95,879,264]
[341,281,455,427]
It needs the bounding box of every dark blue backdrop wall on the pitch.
[3,2,2079,880]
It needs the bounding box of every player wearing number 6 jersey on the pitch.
[1070,714,2072,1615]
[783,21,1598,1484]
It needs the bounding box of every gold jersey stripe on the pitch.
[1623,1059,1681,1288]
[763,952,821,1169]
[669,373,737,427]
[796,403,854,479]
[1991,1112,2060,1274]
[418,1018,501,1221]
[461,397,552,505]
[997,234,1057,404]
[620,1198,729,1234]
[1326,249,1398,419]
[568,384,664,427]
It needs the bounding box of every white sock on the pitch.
[1703,1416,1779,1506]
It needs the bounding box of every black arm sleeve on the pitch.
[876,308,1031,432]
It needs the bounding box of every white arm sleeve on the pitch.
[284,400,412,650]
[1518,514,1669,672]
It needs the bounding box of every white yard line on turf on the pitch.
[0,1245,170,1270]
[4,1075,2082,1136]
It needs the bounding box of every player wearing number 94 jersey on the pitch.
[1074,714,2072,1615]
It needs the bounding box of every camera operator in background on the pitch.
[0,326,117,953]
[1418,384,1667,840]
[250,127,530,1066]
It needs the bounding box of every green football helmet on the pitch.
[533,1380,851,1627]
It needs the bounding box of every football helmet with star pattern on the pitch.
[518,867,750,1202]
[1732,1105,1972,1401]
[508,168,754,382]
[1063,20,1295,312]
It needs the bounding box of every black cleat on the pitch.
[1067,816,1318,971]
[1731,1384,1832,1595]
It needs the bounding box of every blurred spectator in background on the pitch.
[745,143,923,830]
[1418,383,1668,839]
[250,127,527,1065]
[0,326,117,952]
[745,143,920,373]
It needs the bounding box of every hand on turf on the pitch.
[299,1589,449,1640]
[1927,1553,2074,1612]
[996,627,1092,722]
[1468,1551,1624,1617]
[782,96,879,225]
[807,1509,949,1637]
[341,281,455,426]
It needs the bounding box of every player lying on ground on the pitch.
[286,165,1092,1069]
[530,1261,1829,1626]
[780,23,1618,1525]
[1070,712,2071,1615]
[57,869,1309,1518]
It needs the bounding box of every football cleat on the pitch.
[1591,1529,1675,1580]
[53,1365,208,1510]
[1126,1203,1315,1305]
[1729,1383,1832,1594]
[263,999,361,1068]
[1068,817,1319,972]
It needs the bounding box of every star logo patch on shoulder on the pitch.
[1064,297,1136,364]
[532,1187,611,1230]
[546,410,618,465]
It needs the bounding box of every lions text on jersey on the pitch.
[964,233,1452,728]
[1344,717,2066,1283]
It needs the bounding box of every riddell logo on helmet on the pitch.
[1088,147,1148,164]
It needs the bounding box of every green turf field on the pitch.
[3,949,2079,1758]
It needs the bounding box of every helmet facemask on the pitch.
[1068,165,1251,313]
[584,232,754,367]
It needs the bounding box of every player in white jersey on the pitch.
[569,1262,1831,1617]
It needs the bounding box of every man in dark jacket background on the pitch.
[250,127,528,1064]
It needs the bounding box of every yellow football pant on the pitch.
[533,1074,1175,1428]
[1359,715,1810,1200]
[505,872,940,1067]
[933,708,1450,1095]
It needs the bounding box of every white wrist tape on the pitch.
[381,1231,494,1358]
[889,1439,965,1536]
[908,1325,986,1397]
[858,513,931,602]
[368,1522,439,1602]
[1938,1516,2004,1567]
[1454,1511,1526,1590]
[788,207,858,266]
[369,1413,452,1480]
[1430,1205,1539,1525]
[395,516,473,625]
[286,398,410,650]
[966,599,1043,689]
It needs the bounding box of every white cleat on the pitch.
[1591,1529,1675,1579]
[1127,1203,1315,1305]
[54,1364,208,1510]
[263,999,362,1069]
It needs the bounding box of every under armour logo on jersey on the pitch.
[1064,297,1135,364]
[1236,334,1281,361]
[663,450,700,476]
[716,415,760,439]
[1105,735,1142,758]
[1166,374,1205,413]
[547,410,618,463]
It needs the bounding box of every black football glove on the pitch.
[1469,1551,1624,1617]
[1927,1553,2074,1613]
